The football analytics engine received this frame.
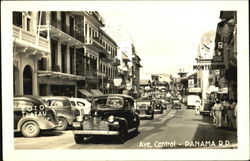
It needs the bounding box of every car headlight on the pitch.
[108,115,115,123]
[76,116,83,122]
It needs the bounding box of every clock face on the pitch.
[199,31,216,59]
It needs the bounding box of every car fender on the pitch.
[56,112,75,125]
[116,117,128,132]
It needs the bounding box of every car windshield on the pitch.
[92,97,123,109]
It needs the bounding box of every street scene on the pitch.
[12,9,238,150]
[15,106,237,149]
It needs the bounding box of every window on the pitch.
[13,12,22,27]
[77,101,85,106]
[70,101,76,106]
[27,18,31,31]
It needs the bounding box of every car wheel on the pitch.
[117,124,128,144]
[21,121,40,137]
[74,134,87,144]
[150,114,154,120]
[56,117,68,131]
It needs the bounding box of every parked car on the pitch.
[72,94,140,144]
[68,97,92,116]
[136,97,154,119]
[154,99,164,114]
[14,95,58,137]
[199,100,215,116]
[41,96,76,131]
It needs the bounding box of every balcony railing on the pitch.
[13,25,50,52]
[112,58,121,66]
[85,70,97,78]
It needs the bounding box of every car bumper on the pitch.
[73,130,119,135]
[139,114,152,118]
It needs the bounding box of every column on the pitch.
[66,45,70,74]
[57,41,62,71]
[32,59,38,96]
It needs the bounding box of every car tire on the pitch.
[56,117,68,131]
[74,134,86,144]
[117,123,128,144]
[150,114,154,120]
[21,121,40,137]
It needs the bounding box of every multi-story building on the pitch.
[13,11,51,96]
[13,11,120,97]
[213,11,237,101]
[117,41,142,98]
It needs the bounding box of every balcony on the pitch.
[85,36,104,52]
[100,51,113,63]
[13,25,50,55]
[43,22,85,49]
[88,11,105,27]
[112,58,121,66]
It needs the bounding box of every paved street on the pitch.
[14,105,237,149]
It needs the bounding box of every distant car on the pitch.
[68,98,92,116]
[136,97,154,119]
[14,95,58,137]
[72,94,140,144]
[154,99,164,114]
[160,99,168,110]
[172,98,181,109]
[187,95,201,109]
[41,96,76,131]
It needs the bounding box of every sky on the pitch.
[98,2,238,79]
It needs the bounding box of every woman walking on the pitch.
[212,99,223,127]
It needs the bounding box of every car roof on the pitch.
[93,94,134,99]
[14,95,44,104]
[40,96,69,100]
[68,97,89,101]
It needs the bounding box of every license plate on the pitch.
[73,122,81,127]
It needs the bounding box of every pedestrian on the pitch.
[227,99,237,129]
[211,99,223,127]
[221,98,230,127]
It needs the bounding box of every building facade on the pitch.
[13,11,120,98]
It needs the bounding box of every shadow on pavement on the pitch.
[77,131,140,144]
[14,131,64,137]
[189,115,237,149]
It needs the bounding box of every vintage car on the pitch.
[199,100,215,116]
[68,97,92,116]
[154,99,164,114]
[41,96,77,131]
[14,95,58,137]
[172,98,181,109]
[160,99,168,110]
[136,97,154,119]
[72,94,140,144]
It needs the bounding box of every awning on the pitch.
[78,89,93,97]
[90,89,103,96]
